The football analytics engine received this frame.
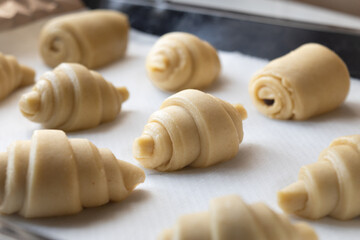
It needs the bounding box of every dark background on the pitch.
[83,0,360,79]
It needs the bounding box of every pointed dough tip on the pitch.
[117,87,129,102]
[278,181,308,214]
[157,229,173,240]
[20,65,35,87]
[294,222,319,240]
[117,160,145,191]
[19,91,41,116]
[148,55,168,72]
[233,104,247,120]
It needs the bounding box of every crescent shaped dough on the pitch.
[0,53,35,100]
[19,63,129,132]
[249,43,350,120]
[278,135,360,220]
[158,195,318,240]
[39,10,129,69]
[146,32,221,91]
[133,89,247,171]
[0,130,145,218]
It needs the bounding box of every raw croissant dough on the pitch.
[0,53,35,100]
[39,10,129,69]
[146,32,221,91]
[159,195,318,240]
[19,63,129,132]
[249,43,350,120]
[133,89,247,171]
[278,135,360,220]
[0,130,145,218]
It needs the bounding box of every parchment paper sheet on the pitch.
[0,13,359,240]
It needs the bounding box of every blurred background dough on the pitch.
[39,10,128,69]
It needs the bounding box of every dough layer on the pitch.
[158,195,318,240]
[0,53,35,100]
[146,32,220,91]
[0,130,145,218]
[278,135,360,220]
[19,63,128,132]
[249,43,350,120]
[133,89,247,171]
[39,10,129,69]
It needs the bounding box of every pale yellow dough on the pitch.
[133,89,247,171]
[146,32,221,91]
[19,63,129,132]
[39,10,129,69]
[249,43,350,120]
[278,135,360,220]
[0,130,145,218]
[158,195,318,240]
[0,53,35,100]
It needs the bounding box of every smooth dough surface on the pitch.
[278,135,360,220]
[19,63,129,132]
[146,32,221,91]
[0,130,145,218]
[133,89,247,171]
[249,43,350,120]
[39,10,129,69]
[0,53,35,100]
[158,195,318,240]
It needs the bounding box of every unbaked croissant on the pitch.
[146,32,221,91]
[39,10,129,69]
[0,53,35,100]
[249,43,350,120]
[159,195,318,240]
[19,63,129,132]
[133,89,247,171]
[278,135,360,220]
[0,130,145,218]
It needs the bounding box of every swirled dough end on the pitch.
[0,130,145,218]
[249,43,350,120]
[133,89,246,171]
[18,63,129,131]
[278,135,360,220]
[146,32,221,92]
[39,10,129,69]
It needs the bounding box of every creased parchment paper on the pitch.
[0,13,359,240]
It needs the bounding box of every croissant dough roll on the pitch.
[249,43,350,120]
[39,10,129,69]
[19,63,129,132]
[278,135,360,220]
[0,53,35,100]
[133,89,247,171]
[146,32,221,91]
[0,130,145,218]
[159,195,318,240]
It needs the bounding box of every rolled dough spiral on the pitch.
[133,89,247,171]
[278,135,360,220]
[19,63,129,132]
[39,10,129,69]
[146,32,221,91]
[0,130,145,218]
[0,53,35,100]
[159,195,318,240]
[249,43,350,120]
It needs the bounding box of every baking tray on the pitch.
[84,0,360,79]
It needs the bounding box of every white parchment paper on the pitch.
[0,13,359,240]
